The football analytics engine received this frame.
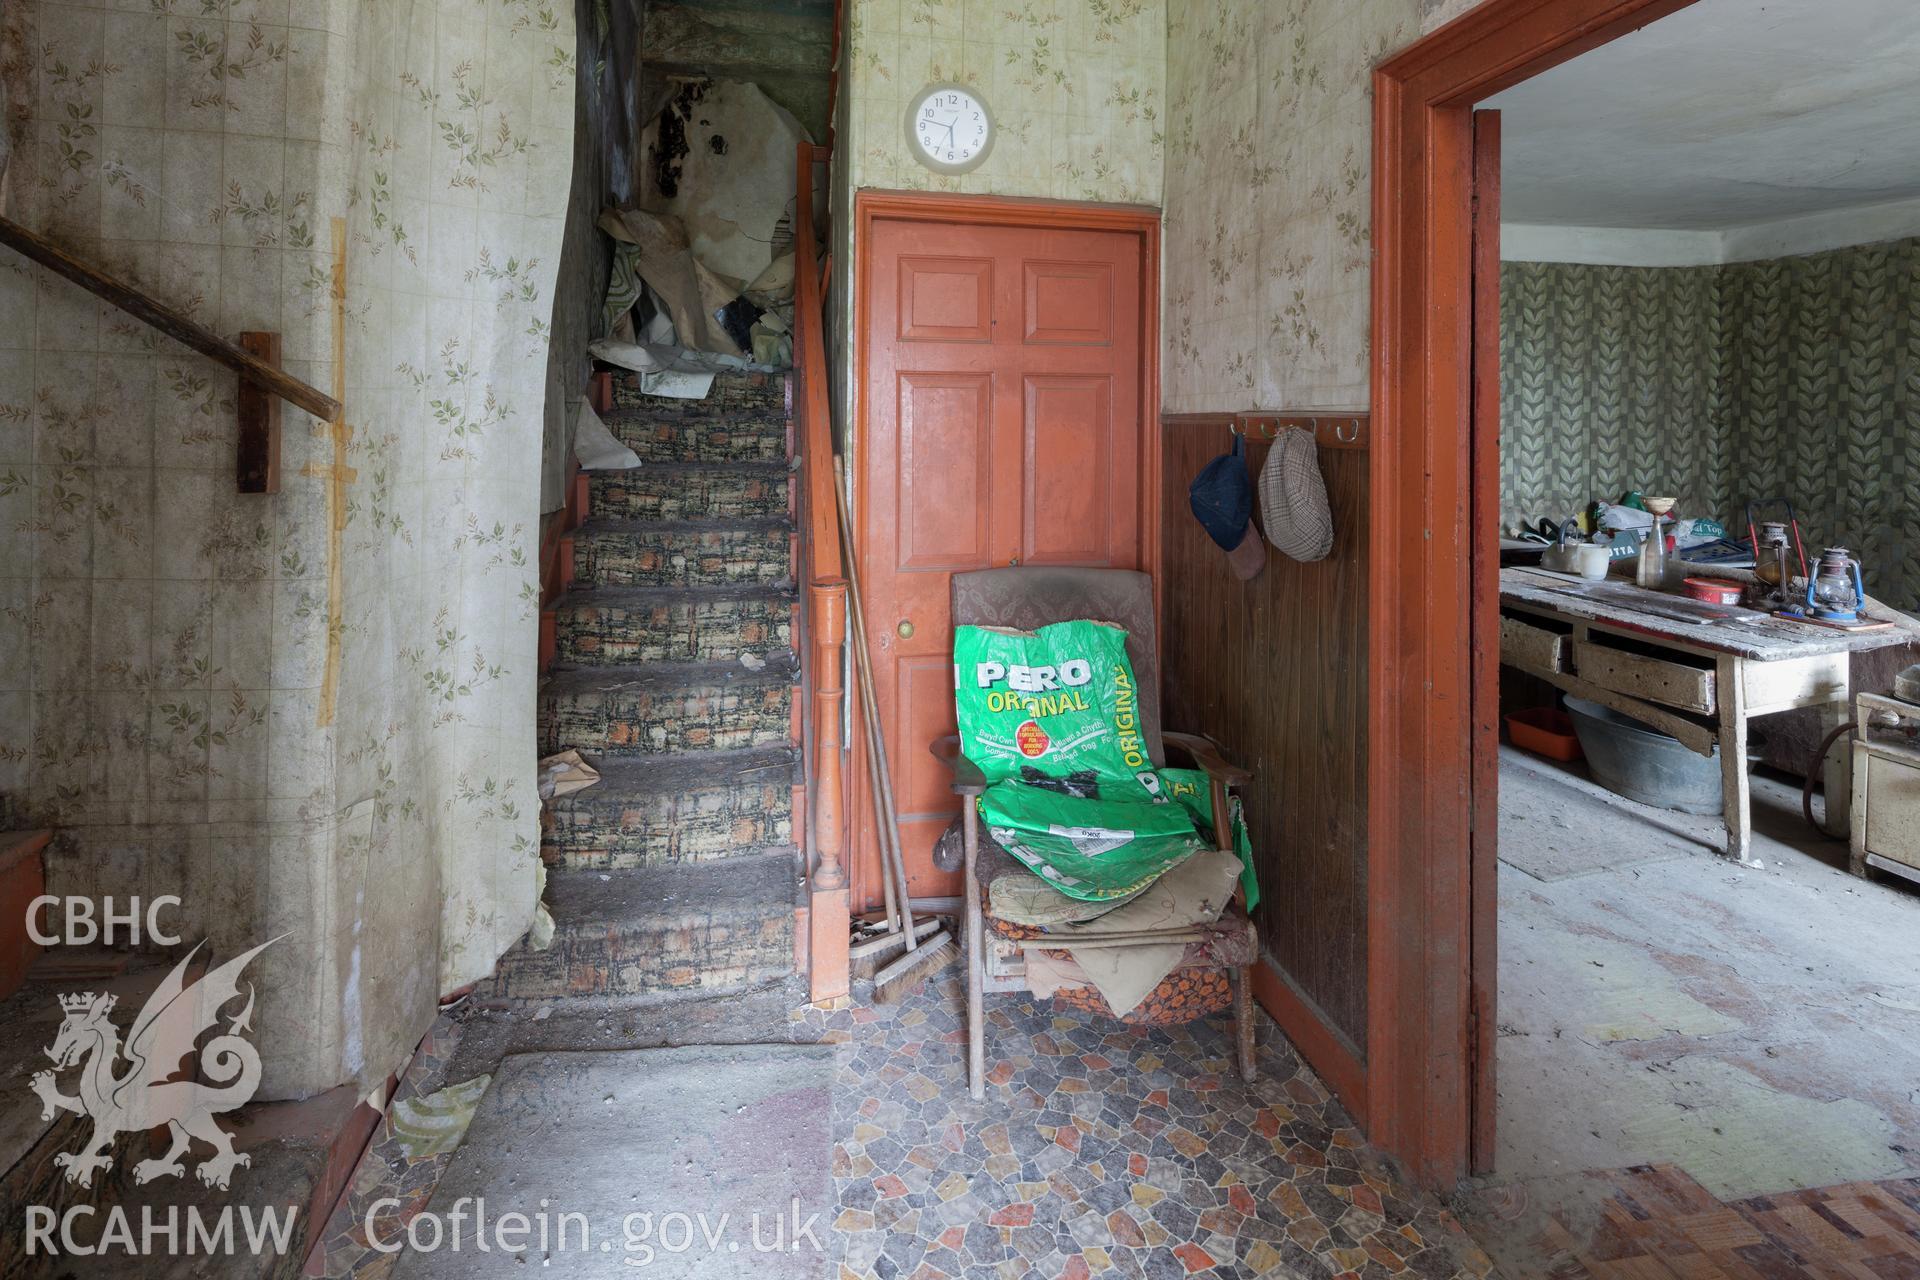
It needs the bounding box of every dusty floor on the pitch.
[1489,745,1920,1200]
[1457,743,1920,1276]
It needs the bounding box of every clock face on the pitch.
[908,84,994,174]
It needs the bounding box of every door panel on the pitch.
[1023,260,1114,345]
[858,211,1149,906]
[1022,375,1113,564]
[898,256,994,342]
[897,372,994,569]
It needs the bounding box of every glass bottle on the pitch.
[1635,514,1667,589]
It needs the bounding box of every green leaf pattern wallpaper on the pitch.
[1502,241,1920,612]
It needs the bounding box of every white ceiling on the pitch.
[1483,0,1920,230]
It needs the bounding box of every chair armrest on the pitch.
[1163,732,1252,787]
[929,734,989,796]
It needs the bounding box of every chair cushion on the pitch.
[1049,967,1234,1026]
[951,567,1164,766]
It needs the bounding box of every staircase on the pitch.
[486,371,804,1002]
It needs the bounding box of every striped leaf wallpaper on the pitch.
[1501,238,1920,612]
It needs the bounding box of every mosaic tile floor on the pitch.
[308,1013,467,1279]
[792,974,1496,1279]
[326,978,1493,1278]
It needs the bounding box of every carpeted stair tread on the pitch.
[586,462,793,523]
[483,853,798,1001]
[556,583,796,606]
[573,515,793,536]
[540,746,797,868]
[603,407,788,464]
[550,584,795,665]
[540,851,796,929]
[538,657,797,756]
[541,654,798,698]
[570,518,793,589]
[565,746,800,794]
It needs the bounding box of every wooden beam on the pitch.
[236,331,283,494]
[0,215,341,423]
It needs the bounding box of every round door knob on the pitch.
[896,619,915,639]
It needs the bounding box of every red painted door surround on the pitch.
[853,195,1158,908]
[1373,0,1705,1188]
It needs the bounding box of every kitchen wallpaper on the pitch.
[1725,238,1920,612]
[1503,240,1920,612]
[1,0,573,1097]
[1500,261,1734,530]
[842,0,1164,204]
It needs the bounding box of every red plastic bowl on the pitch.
[1504,707,1584,762]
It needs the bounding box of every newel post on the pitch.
[807,578,852,1001]
[809,578,849,890]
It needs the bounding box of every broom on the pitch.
[835,458,957,1000]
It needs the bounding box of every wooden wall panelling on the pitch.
[1159,413,1371,1058]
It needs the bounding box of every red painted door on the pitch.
[857,214,1148,906]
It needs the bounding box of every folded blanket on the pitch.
[994,848,1248,1017]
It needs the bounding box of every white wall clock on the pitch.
[907,83,995,175]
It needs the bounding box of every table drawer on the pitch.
[1501,615,1571,675]
[1574,637,1717,714]
[1861,746,1920,872]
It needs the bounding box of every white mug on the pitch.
[1573,544,1610,580]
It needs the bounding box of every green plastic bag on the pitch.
[952,621,1154,795]
[977,780,1209,903]
[1154,768,1260,911]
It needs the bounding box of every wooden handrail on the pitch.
[793,144,841,583]
[0,215,342,423]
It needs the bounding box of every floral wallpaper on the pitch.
[843,0,1164,204]
[1162,0,1494,413]
[0,0,572,1099]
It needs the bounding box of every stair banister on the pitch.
[0,215,342,493]
[793,141,853,1001]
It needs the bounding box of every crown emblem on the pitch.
[58,991,114,1016]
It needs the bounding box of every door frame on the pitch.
[849,189,1163,913]
[1369,0,1704,1189]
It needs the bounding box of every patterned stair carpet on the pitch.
[488,370,801,1004]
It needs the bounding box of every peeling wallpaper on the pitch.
[1162,0,1492,414]
[0,0,572,1097]
[844,0,1164,204]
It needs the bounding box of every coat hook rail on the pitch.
[1231,412,1370,451]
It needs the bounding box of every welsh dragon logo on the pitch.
[30,937,282,1191]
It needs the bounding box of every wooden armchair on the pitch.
[928,567,1258,1100]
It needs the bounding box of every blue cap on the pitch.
[1188,435,1254,551]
